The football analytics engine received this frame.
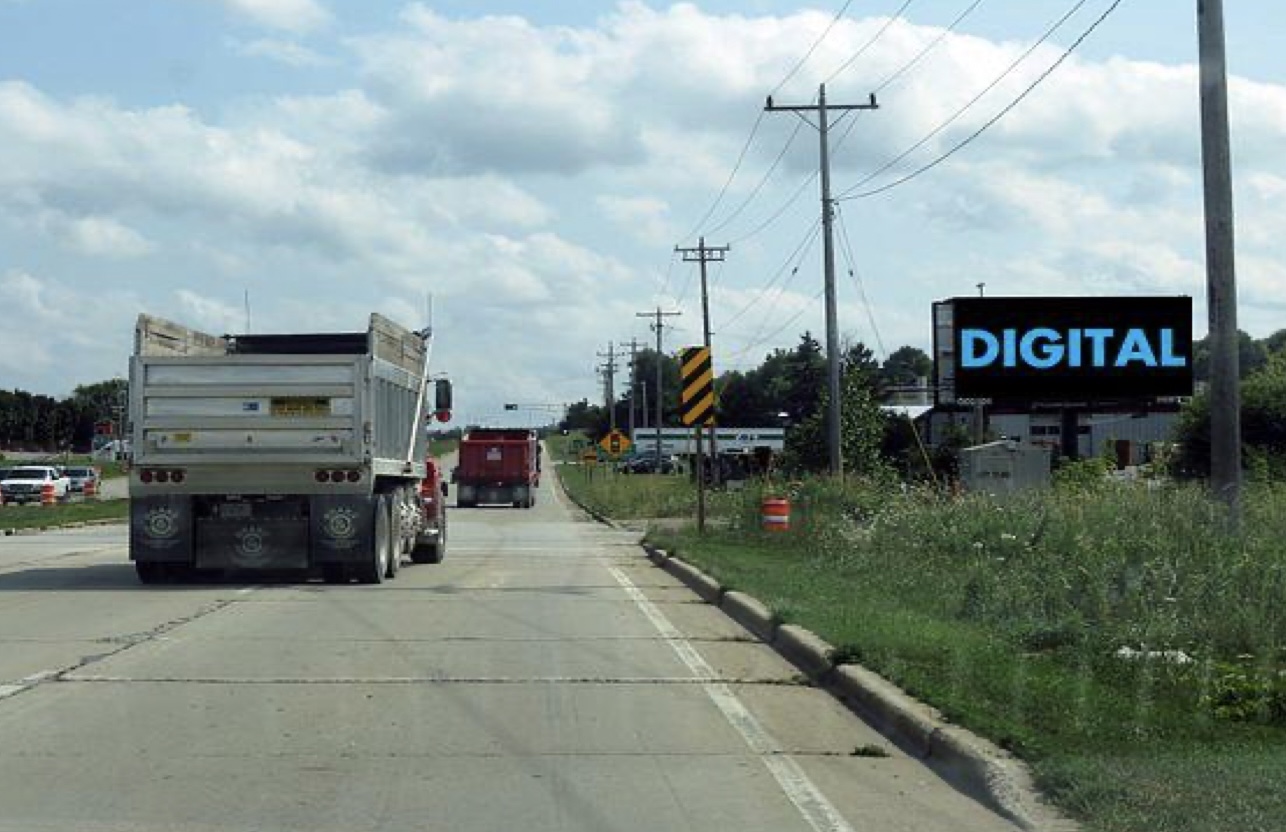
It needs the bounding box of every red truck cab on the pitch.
[411,457,448,563]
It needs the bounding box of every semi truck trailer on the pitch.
[127,313,451,584]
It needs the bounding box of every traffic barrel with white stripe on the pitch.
[760,497,791,532]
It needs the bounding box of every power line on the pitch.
[721,220,821,331]
[683,0,855,246]
[838,0,1094,199]
[726,289,826,365]
[872,0,988,94]
[730,169,819,244]
[840,0,1124,201]
[824,0,918,84]
[677,111,766,245]
[772,0,856,95]
[836,205,887,359]
[703,117,807,239]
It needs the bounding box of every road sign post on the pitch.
[679,346,715,534]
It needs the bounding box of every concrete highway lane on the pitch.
[0,480,1018,832]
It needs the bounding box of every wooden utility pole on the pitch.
[637,308,681,468]
[1198,0,1242,519]
[767,85,878,476]
[623,337,643,437]
[676,237,729,482]
[597,343,622,431]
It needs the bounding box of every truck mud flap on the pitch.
[310,494,376,564]
[131,496,193,563]
[193,496,309,570]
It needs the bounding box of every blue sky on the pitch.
[1,1,1283,425]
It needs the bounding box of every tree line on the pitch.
[0,380,127,453]
[561,334,932,476]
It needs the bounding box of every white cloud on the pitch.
[231,37,330,67]
[216,0,331,34]
[596,195,675,245]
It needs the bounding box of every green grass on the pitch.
[0,498,129,530]
[558,462,698,520]
[562,465,1286,832]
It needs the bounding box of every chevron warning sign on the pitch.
[679,346,716,427]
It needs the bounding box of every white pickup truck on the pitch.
[0,465,71,505]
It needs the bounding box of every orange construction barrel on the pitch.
[761,496,791,532]
[83,479,98,500]
[40,482,57,506]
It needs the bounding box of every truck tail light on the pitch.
[329,470,345,483]
[140,468,184,484]
[315,470,329,483]
[346,470,361,483]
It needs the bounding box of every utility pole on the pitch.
[637,308,681,468]
[597,342,622,431]
[1198,0,1242,520]
[623,337,643,439]
[676,237,729,482]
[767,84,879,477]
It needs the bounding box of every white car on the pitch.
[0,466,71,505]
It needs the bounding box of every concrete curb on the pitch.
[773,623,835,679]
[652,553,1075,832]
[721,591,777,642]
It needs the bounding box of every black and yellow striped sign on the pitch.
[679,346,716,427]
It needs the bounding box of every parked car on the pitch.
[63,466,101,494]
[620,453,678,474]
[0,465,71,504]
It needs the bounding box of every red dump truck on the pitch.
[454,428,540,508]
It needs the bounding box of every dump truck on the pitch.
[127,313,452,584]
[454,428,540,508]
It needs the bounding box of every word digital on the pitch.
[946,296,1193,403]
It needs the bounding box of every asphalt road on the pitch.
[0,475,1018,832]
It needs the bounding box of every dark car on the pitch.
[621,454,677,474]
[411,457,449,563]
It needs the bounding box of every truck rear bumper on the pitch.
[131,494,379,568]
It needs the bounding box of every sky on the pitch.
[0,0,1283,425]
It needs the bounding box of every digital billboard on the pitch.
[934,296,1194,404]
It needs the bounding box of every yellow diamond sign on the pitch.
[598,429,632,458]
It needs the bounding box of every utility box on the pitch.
[959,440,1052,495]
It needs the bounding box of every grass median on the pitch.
[560,464,1286,832]
[0,498,129,531]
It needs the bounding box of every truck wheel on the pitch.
[384,508,401,578]
[357,495,391,584]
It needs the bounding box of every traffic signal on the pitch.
[504,403,518,410]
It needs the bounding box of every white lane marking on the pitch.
[608,565,856,832]
[0,668,59,701]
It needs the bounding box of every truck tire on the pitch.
[411,536,443,564]
[384,498,401,580]
[357,495,391,584]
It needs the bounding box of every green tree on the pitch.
[782,350,888,476]
[1172,351,1286,479]
[1192,330,1268,382]
[880,345,933,387]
